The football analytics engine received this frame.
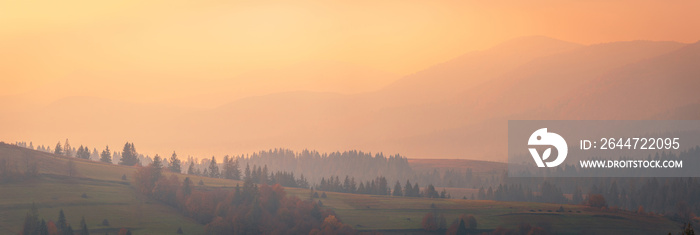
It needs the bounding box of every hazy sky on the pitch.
[2,0,699,105]
[1,0,700,160]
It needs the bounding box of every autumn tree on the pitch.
[422,213,438,232]
[134,165,161,195]
[587,194,607,208]
[319,215,354,234]
[118,228,132,235]
[637,205,645,214]
[47,221,58,235]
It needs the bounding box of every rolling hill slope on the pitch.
[0,142,687,234]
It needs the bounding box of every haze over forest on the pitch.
[2,0,700,161]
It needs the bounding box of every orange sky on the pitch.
[2,0,699,106]
[1,0,700,160]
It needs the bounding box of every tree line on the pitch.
[316,175,452,199]
[132,160,356,234]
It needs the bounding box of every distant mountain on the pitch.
[5,60,399,110]
[376,36,582,106]
[389,40,695,159]
[163,60,401,108]
[553,40,700,119]
[453,40,686,121]
[2,37,698,161]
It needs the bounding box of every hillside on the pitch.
[0,143,202,234]
[0,143,687,234]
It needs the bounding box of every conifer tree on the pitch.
[100,145,112,163]
[169,151,181,173]
[54,142,63,155]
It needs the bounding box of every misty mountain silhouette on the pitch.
[4,37,699,161]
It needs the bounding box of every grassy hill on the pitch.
[0,143,684,234]
[285,188,682,234]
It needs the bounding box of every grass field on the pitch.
[285,188,681,234]
[0,143,684,234]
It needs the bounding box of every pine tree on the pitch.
[77,145,91,159]
[182,177,193,196]
[91,148,99,160]
[79,216,89,235]
[404,180,413,197]
[187,162,195,175]
[208,156,220,178]
[152,154,163,169]
[393,181,403,196]
[413,183,420,197]
[39,219,48,235]
[222,155,240,180]
[63,225,74,235]
[100,146,112,163]
[456,218,468,235]
[244,163,251,181]
[57,209,67,232]
[119,142,139,166]
[169,151,181,173]
[54,142,63,155]
[63,139,72,157]
[22,203,40,235]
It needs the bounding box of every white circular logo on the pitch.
[528,128,568,167]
